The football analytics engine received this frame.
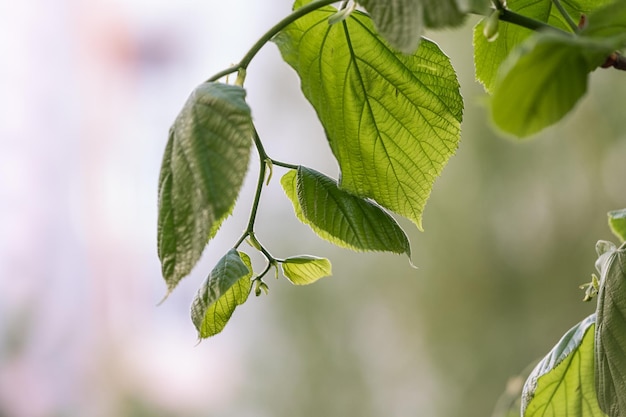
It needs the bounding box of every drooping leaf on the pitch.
[490,33,593,138]
[274,7,463,230]
[420,0,467,27]
[281,167,411,256]
[608,209,626,242]
[157,82,252,292]
[356,0,424,53]
[521,314,605,417]
[473,0,614,93]
[594,240,626,417]
[281,255,332,285]
[191,249,253,339]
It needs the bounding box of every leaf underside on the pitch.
[157,83,252,292]
[595,242,626,417]
[191,249,253,339]
[521,314,605,417]
[274,4,463,230]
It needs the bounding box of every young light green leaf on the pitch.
[191,249,253,339]
[473,0,613,93]
[594,241,626,417]
[490,33,596,138]
[281,255,332,285]
[280,167,411,256]
[274,8,463,230]
[608,209,626,242]
[157,82,252,292]
[521,314,604,417]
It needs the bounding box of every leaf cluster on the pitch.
[155,0,626,414]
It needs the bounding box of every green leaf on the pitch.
[594,240,626,417]
[490,33,593,138]
[521,314,605,417]
[281,167,411,256]
[581,2,626,40]
[473,0,613,93]
[608,209,626,242]
[274,7,463,230]
[191,249,253,339]
[356,0,424,53]
[281,255,332,285]
[157,82,252,292]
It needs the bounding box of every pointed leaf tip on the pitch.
[281,167,411,256]
[157,82,253,292]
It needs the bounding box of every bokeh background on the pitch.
[1,1,625,416]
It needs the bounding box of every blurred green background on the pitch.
[1,2,624,417]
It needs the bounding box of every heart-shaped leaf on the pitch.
[274,6,462,229]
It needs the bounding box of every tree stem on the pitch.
[207,0,337,83]
[498,8,569,34]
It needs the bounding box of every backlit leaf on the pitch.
[274,6,462,229]
[490,33,592,138]
[594,240,626,417]
[157,82,252,292]
[281,167,411,256]
[191,250,253,339]
[473,0,613,93]
[281,255,332,285]
[608,209,626,242]
[521,314,604,417]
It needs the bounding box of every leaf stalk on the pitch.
[207,0,338,83]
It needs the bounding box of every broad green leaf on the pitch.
[521,314,605,417]
[608,209,626,242]
[191,249,253,339]
[280,167,411,256]
[473,0,613,92]
[490,33,593,138]
[281,255,332,285]
[157,82,252,292]
[594,240,626,417]
[274,8,463,229]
